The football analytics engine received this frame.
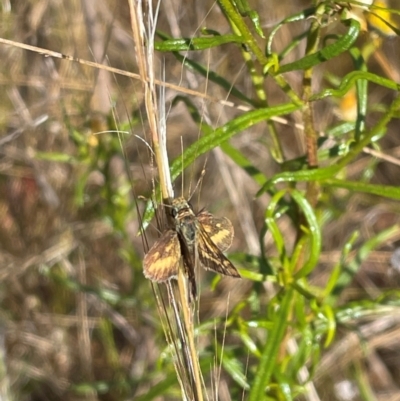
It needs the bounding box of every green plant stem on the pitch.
[249,287,294,401]
[302,6,322,169]
[217,0,268,64]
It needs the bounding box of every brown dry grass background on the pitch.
[1,0,400,400]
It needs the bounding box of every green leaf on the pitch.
[321,304,336,347]
[310,70,400,101]
[257,166,339,195]
[265,190,291,271]
[221,349,250,390]
[236,326,261,358]
[266,7,315,56]
[323,179,400,200]
[35,151,76,163]
[276,19,360,74]
[324,231,359,299]
[326,121,356,137]
[154,34,244,51]
[290,189,321,279]
[249,288,293,401]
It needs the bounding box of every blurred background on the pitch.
[1,0,400,400]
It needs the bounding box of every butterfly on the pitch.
[143,197,240,299]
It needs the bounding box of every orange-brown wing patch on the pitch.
[197,211,234,252]
[197,226,240,278]
[143,230,181,282]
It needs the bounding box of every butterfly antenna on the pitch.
[188,168,206,203]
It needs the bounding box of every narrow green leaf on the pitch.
[276,19,360,74]
[336,300,400,325]
[286,325,314,378]
[154,34,244,51]
[257,166,340,195]
[236,327,261,357]
[291,190,321,279]
[236,267,276,283]
[249,288,293,401]
[350,47,368,140]
[326,121,356,137]
[35,151,75,163]
[310,70,400,101]
[323,179,400,200]
[221,351,250,390]
[265,190,289,267]
[324,231,359,300]
[321,304,336,347]
[266,7,315,56]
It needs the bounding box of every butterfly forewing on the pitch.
[197,211,234,252]
[143,229,181,282]
[197,225,240,278]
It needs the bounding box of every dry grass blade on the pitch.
[128,1,204,400]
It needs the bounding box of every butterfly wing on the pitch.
[197,225,240,278]
[143,230,181,282]
[197,211,234,252]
